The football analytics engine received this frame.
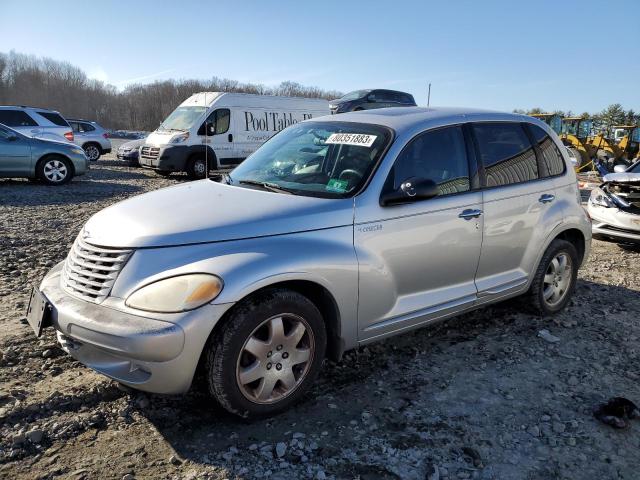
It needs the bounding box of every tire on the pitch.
[155,170,171,177]
[128,157,140,168]
[37,156,73,185]
[205,288,326,418]
[83,143,101,161]
[186,155,207,179]
[525,239,578,315]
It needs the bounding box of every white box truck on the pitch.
[139,92,330,178]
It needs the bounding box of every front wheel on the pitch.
[186,155,207,179]
[37,156,72,185]
[205,289,326,418]
[525,239,578,315]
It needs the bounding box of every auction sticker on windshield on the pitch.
[325,133,377,148]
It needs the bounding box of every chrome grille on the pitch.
[140,146,160,160]
[61,236,132,303]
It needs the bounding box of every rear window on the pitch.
[0,110,38,127]
[37,111,70,127]
[473,123,539,187]
[529,124,565,177]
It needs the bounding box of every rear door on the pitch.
[0,110,40,137]
[0,126,31,175]
[471,122,559,301]
[355,124,483,340]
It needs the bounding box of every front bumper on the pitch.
[588,204,640,243]
[39,262,233,394]
[139,144,189,172]
[117,151,138,160]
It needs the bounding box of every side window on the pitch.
[390,126,471,196]
[0,110,38,127]
[37,111,69,127]
[473,123,538,187]
[70,122,80,133]
[82,122,96,132]
[0,127,11,140]
[529,124,566,177]
[198,109,230,135]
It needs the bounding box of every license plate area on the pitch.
[26,287,53,337]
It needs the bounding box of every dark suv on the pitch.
[329,89,416,114]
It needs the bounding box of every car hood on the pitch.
[602,172,640,184]
[82,180,354,248]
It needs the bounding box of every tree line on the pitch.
[0,51,342,131]
[513,104,639,133]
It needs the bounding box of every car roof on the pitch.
[315,107,539,133]
[68,118,96,123]
[0,105,61,112]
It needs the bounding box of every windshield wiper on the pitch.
[238,179,294,194]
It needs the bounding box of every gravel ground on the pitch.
[1,144,640,479]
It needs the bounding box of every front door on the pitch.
[0,127,31,175]
[471,122,559,299]
[198,108,235,168]
[355,125,483,341]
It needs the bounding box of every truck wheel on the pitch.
[83,143,101,161]
[186,155,207,179]
[205,289,326,418]
[525,239,578,315]
[37,156,73,185]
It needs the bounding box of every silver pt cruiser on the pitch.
[28,108,591,418]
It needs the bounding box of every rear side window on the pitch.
[81,122,96,132]
[390,125,470,196]
[529,124,566,177]
[473,123,538,187]
[37,111,69,127]
[0,110,38,127]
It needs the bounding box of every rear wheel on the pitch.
[186,155,207,179]
[37,156,72,185]
[525,239,578,315]
[205,289,326,418]
[83,143,101,161]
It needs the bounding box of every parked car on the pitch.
[116,138,145,166]
[140,92,330,178]
[329,89,416,114]
[588,159,640,245]
[0,122,88,185]
[0,106,74,143]
[67,118,112,161]
[28,107,590,417]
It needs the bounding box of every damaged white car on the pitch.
[588,160,640,245]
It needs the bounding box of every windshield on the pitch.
[160,106,207,131]
[229,121,392,198]
[338,90,371,102]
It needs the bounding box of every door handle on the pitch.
[539,194,555,204]
[228,133,233,142]
[458,209,483,220]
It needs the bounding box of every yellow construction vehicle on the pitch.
[612,125,640,161]
[560,117,595,169]
[530,113,562,134]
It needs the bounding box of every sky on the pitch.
[1,0,639,113]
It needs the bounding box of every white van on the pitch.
[139,92,330,178]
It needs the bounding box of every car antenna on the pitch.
[427,83,431,107]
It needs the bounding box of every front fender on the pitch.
[111,226,359,349]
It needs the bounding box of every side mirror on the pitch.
[206,122,215,136]
[366,94,376,102]
[7,135,19,142]
[380,177,439,206]
[613,164,627,173]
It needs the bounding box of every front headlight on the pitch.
[589,187,614,208]
[170,133,189,144]
[125,274,223,313]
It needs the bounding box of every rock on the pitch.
[537,329,560,343]
[42,349,54,358]
[26,429,44,443]
[568,376,579,386]
[275,442,287,458]
[317,470,326,480]
[169,454,182,466]
[527,425,540,437]
[426,464,440,480]
[552,422,565,433]
[122,474,135,480]
[135,396,149,409]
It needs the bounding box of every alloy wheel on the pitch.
[542,252,573,307]
[85,145,100,161]
[43,159,68,183]
[236,314,314,404]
